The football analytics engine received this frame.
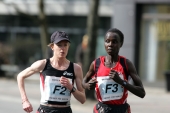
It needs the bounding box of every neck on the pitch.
[106,55,119,63]
[105,55,119,68]
[50,56,68,67]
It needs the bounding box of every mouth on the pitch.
[107,46,114,51]
[107,50,113,54]
[60,52,65,54]
[107,48,113,52]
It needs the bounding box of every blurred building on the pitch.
[0,0,111,67]
[0,0,170,82]
[113,0,170,82]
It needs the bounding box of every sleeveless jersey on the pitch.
[39,59,75,106]
[94,56,129,105]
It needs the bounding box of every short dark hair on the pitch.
[106,28,124,45]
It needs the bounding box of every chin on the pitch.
[58,55,66,58]
[61,56,67,58]
[107,52,113,55]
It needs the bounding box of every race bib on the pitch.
[97,75,124,101]
[44,76,72,102]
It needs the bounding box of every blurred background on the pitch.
[0,0,170,82]
[0,0,170,113]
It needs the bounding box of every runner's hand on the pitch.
[87,78,98,90]
[22,100,33,113]
[60,76,72,91]
[109,69,123,84]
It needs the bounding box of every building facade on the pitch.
[0,0,112,67]
[113,0,170,81]
[0,0,170,82]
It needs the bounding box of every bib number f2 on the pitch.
[53,85,67,95]
[44,76,72,102]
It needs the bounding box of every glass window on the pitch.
[140,5,170,81]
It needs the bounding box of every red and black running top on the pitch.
[94,56,129,105]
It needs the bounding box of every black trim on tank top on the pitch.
[42,59,49,72]
[95,58,100,73]
[46,101,69,105]
[119,57,129,79]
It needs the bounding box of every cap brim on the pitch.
[53,38,71,44]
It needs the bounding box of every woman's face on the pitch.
[104,32,122,56]
[51,40,70,58]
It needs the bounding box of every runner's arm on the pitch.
[82,61,97,90]
[72,63,86,104]
[122,59,146,98]
[17,59,46,102]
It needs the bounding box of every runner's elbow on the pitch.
[17,73,23,81]
[141,91,146,98]
[139,90,146,98]
[81,100,86,104]
[80,97,86,104]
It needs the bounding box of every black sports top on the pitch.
[40,59,75,105]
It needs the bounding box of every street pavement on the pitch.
[0,76,170,113]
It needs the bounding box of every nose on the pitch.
[108,41,113,46]
[60,45,66,50]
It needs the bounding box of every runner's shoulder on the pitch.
[30,59,47,70]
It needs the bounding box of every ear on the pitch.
[50,44,54,50]
[120,42,123,47]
